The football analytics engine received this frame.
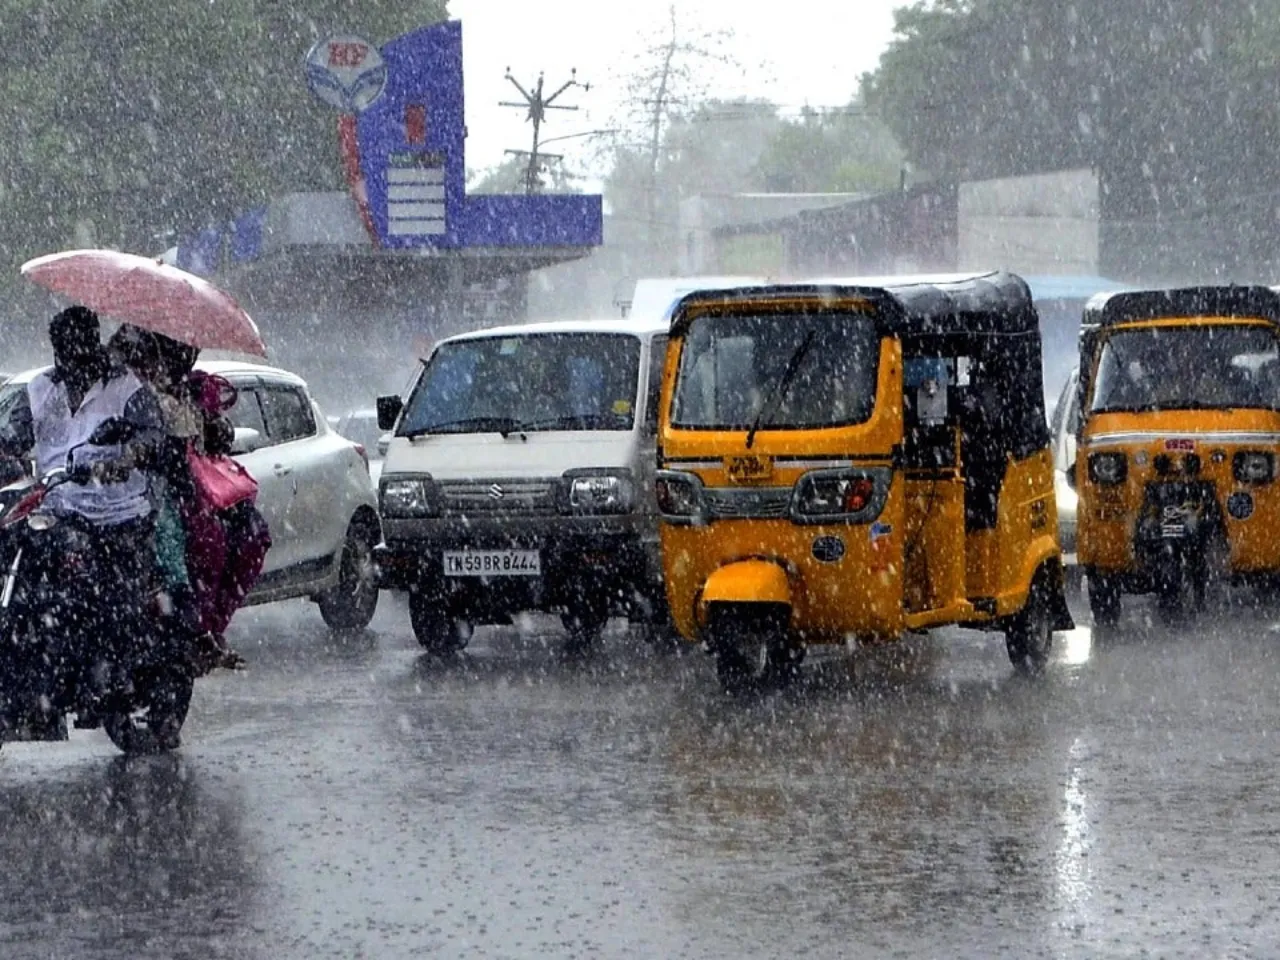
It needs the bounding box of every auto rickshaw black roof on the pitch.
[1081,285,1280,332]
[666,270,1040,339]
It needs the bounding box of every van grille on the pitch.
[438,479,558,514]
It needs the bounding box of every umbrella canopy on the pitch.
[20,249,267,357]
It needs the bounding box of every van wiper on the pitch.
[402,416,528,440]
[746,331,816,449]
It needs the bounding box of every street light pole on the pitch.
[500,68,589,194]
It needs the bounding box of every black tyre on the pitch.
[318,520,380,631]
[409,591,471,655]
[1087,570,1122,627]
[1006,576,1054,675]
[707,604,799,695]
[561,607,610,659]
[103,667,193,755]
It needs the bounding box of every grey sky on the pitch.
[449,0,902,182]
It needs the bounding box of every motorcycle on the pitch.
[0,418,198,755]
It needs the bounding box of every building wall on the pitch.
[958,168,1100,275]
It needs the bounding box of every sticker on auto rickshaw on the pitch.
[1165,438,1196,451]
[725,454,773,483]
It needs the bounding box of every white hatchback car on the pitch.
[0,361,382,631]
[1048,367,1081,572]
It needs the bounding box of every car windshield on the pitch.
[1090,323,1280,413]
[671,311,880,430]
[398,333,642,436]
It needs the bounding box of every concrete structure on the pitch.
[678,193,869,275]
[958,169,1100,275]
[169,21,603,414]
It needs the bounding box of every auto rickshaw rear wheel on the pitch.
[1087,570,1121,628]
[1006,575,1054,675]
[706,603,799,695]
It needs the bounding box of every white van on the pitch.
[373,316,671,655]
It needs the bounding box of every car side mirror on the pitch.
[88,417,136,446]
[231,427,261,455]
[377,395,403,432]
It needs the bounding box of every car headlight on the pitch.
[791,468,890,523]
[1088,451,1127,485]
[1234,450,1275,484]
[379,475,439,517]
[565,472,634,515]
[655,470,706,523]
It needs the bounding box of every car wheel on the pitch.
[409,591,471,655]
[1006,575,1053,675]
[318,519,380,631]
[561,606,610,659]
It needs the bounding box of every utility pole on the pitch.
[501,68,588,194]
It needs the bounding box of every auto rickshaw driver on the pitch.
[655,272,1074,695]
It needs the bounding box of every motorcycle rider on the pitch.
[0,306,165,714]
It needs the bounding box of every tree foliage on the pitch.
[862,0,1275,216]
[0,1,448,269]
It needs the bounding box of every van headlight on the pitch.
[1088,452,1128,485]
[791,467,890,523]
[380,475,439,517]
[564,471,634,515]
[1234,451,1275,484]
[655,470,706,523]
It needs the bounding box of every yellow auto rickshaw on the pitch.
[654,272,1073,693]
[1074,285,1280,624]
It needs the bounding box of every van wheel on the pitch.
[318,520,380,631]
[1006,576,1053,675]
[409,592,471,655]
[1087,570,1121,627]
[707,605,799,695]
[561,607,609,660]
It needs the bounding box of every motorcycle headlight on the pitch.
[26,513,58,531]
[791,468,890,523]
[655,470,706,523]
[1234,450,1275,484]
[379,475,439,518]
[565,472,634,515]
[1088,451,1128,485]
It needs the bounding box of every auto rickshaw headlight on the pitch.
[1233,451,1275,485]
[1088,452,1127,485]
[655,470,706,523]
[792,468,890,524]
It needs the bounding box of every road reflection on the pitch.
[0,755,263,958]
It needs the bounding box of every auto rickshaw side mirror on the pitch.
[377,395,403,432]
[1066,461,1078,490]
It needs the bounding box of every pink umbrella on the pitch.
[20,248,267,357]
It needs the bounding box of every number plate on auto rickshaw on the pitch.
[726,454,773,484]
[1160,505,1190,538]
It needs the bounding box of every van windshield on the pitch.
[398,333,642,436]
[671,312,880,429]
[1090,323,1280,413]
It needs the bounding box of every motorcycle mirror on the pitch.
[88,417,136,446]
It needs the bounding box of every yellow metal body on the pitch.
[657,297,1060,647]
[1077,318,1280,576]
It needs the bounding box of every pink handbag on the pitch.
[188,449,258,511]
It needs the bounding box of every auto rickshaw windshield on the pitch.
[671,311,880,430]
[1090,323,1280,413]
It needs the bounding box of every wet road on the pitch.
[3,592,1280,958]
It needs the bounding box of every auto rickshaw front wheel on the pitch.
[1005,575,1054,675]
[705,603,801,695]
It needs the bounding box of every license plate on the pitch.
[726,454,773,484]
[443,549,541,577]
[1160,506,1190,539]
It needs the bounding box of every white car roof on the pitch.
[5,359,307,389]
[440,316,669,345]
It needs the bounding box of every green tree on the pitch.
[754,105,905,194]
